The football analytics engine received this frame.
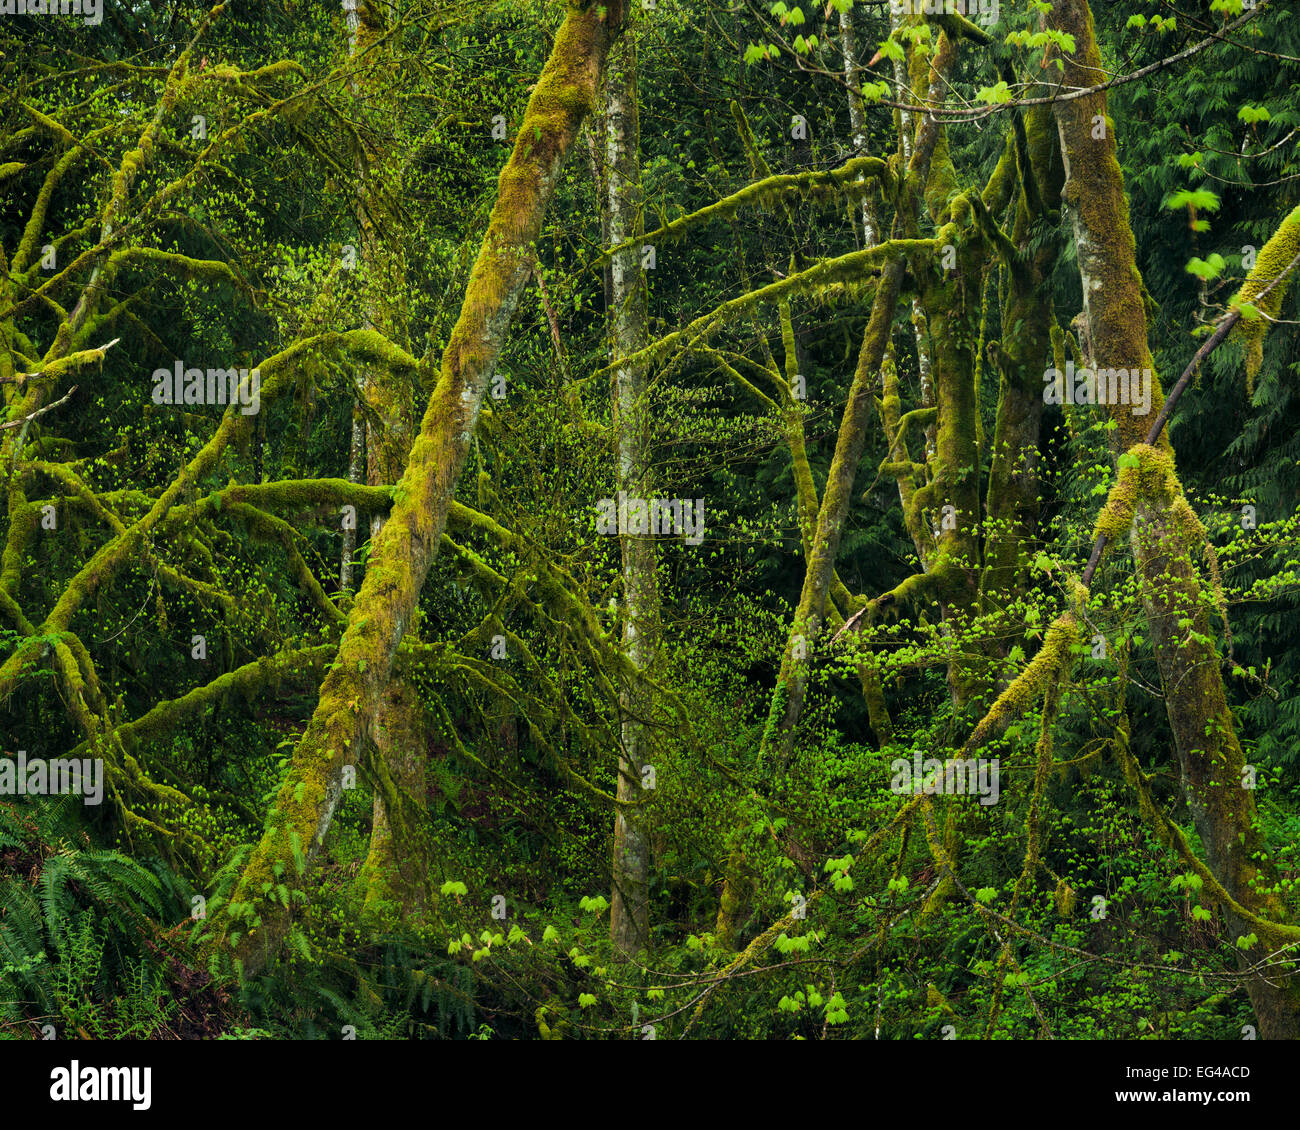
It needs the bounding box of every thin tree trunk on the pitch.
[605,28,658,955]
[839,4,877,247]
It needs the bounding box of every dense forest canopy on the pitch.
[2,0,1300,1042]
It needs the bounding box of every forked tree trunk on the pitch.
[1049,0,1299,1038]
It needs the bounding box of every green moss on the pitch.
[1092,443,1178,544]
[1232,203,1300,384]
[965,609,1080,754]
[1049,0,1166,450]
[0,493,38,596]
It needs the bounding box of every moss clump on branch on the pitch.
[1231,202,1300,384]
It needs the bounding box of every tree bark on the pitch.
[604,26,659,956]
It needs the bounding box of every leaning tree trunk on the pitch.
[1049,0,1300,1038]
[210,0,627,977]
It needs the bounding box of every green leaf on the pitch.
[878,37,904,63]
[1185,253,1226,280]
[976,81,1013,106]
[1164,188,1221,213]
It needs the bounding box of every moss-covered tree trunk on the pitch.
[1049,0,1300,1038]
[357,678,432,918]
[604,28,659,956]
[753,256,903,776]
[913,232,985,712]
[334,1,432,922]
[357,380,431,923]
[211,0,627,976]
[979,105,1062,674]
[754,25,960,770]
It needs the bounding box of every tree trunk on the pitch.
[339,0,432,922]
[604,26,659,956]
[212,0,627,976]
[756,27,954,770]
[839,3,877,247]
[1049,0,1300,1038]
[979,104,1062,671]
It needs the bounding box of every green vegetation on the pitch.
[2,0,1299,1040]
